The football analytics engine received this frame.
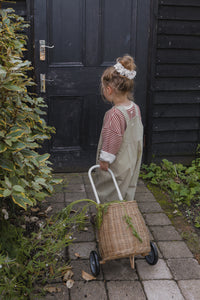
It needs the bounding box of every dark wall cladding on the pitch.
[148,0,200,163]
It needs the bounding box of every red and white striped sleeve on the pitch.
[99,107,126,163]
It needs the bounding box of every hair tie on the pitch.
[113,62,136,80]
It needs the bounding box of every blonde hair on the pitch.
[101,55,136,99]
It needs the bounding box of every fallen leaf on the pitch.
[30,216,39,222]
[44,286,61,293]
[45,206,53,214]
[50,265,54,276]
[74,252,81,258]
[63,270,74,281]
[38,212,46,216]
[66,279,74,289]
[58,265,72,274]
[31,207,40,212]
[81,270,96,281]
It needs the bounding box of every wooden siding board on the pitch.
[157,49,200,64]
[152,142,198,156]
[158,6,200,21]
[152,155,196,165]
[156,64,200,77]
[154,91,200,104]
[158,20,200,36]
[153,117,199,131]
[154,78,200,91]
[152,131,198,143]
[157,35,200,50]
[159,0,200,8]
[153,104,200,118]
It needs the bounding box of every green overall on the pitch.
[96,103,143,202]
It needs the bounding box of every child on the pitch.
[96,55,143,202]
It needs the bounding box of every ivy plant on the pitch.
[0,8,60,209]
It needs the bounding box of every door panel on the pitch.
[48,0,84,65]
[103,0,137,63]
[34,0,150,172]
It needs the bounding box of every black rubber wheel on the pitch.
[145,241,158,265]
[89,250,100,276]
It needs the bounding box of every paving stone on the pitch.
[143,280,184,300]
[102,258,138,281]
[62,173,84,185]
[136,259,172,280]
[167,258,200,280]
[37,284,69,300]
[70,259,103,280]
[72,225,95,242]
[46,193,65,203]
[138,202,163,213]
[70,281,107,300]
[144,213,172,226]
[136,185,150,193]
[178,279,200,300]
[150,225,182,241]
[66,183,86,193]
[68,242,96,260]
[158,241,193,259]
[107,281,146,300]
[135,192,156,202]
[137,179,145,186]
[65,191,87,204]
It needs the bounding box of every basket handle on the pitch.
[88,164,123,204]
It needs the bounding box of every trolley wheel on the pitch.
[145,241,158,265]
[89,251,100,276]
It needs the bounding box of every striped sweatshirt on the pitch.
[100,102,141,164]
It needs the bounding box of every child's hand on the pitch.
[100,161,109,171]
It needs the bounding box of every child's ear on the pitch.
[107,86,113,95]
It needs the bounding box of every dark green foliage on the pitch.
[140,153,200,227]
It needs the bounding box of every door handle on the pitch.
[39,40,54,61]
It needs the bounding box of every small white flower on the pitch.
[0,265,2,269]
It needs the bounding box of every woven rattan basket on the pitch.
[98,200,150,262]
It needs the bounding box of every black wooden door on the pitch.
[34,0,150,172]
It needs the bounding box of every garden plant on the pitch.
[0,7,77,298]
[140,148,200,230]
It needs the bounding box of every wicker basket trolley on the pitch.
[88,165,158,276]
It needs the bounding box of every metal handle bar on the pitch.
[88,164,123,204]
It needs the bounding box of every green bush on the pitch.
[0,8,59,209]
[140,156,200,208]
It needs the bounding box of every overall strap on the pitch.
[115,105,130,125]
[133,102,139,117]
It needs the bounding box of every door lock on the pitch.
[40,73,46,93]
